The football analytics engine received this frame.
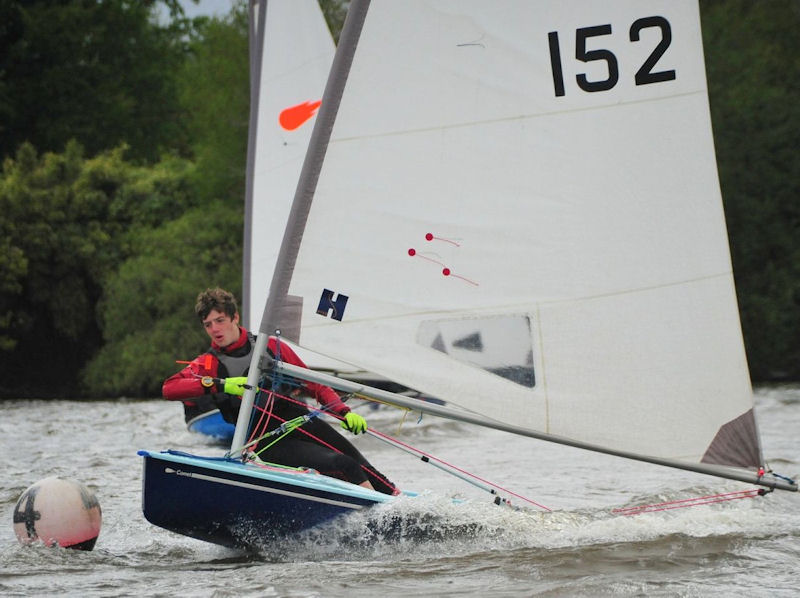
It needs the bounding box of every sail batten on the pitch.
[327,89,713,145]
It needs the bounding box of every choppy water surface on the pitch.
[1,385,799,597]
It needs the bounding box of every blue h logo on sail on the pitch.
[317,289,348,321]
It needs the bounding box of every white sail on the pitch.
[265,1,762,472]
[242,0,361,373]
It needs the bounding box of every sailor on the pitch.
[162,287,398,495]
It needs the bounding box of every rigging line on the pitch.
[211,375,343,456]
[346,394,417,434]
[233,386,395,490]
[248,337,291,445]
[184,370,296,450]
[205,364,541,503]
[612,488,765,516]
[232,387,340,453]
[320,394,547,509]
[263,409,394,490]
[770,471,796,485]
[261,386,531,503]
[237,413,317,456]
[365,425,549,511]
[247,389,276,447]
[235,380,527,502]
[252,413,319,456]
[282,384,548,507]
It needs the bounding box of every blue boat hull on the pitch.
[186,409,235,442]
[139,450,393,548]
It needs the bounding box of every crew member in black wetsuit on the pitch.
[162,287,398,495]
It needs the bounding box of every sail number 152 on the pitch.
[548,16,676,97]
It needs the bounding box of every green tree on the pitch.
[0,0,191,163]
[0,141,195,397]
[701,0,800,380]
[319,0,349,42]
[77,5,250,397]
[177,1,250,204]
[4,1,797,399]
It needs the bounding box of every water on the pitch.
[1,386,799,597]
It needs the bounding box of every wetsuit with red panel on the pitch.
[162,326,396,494]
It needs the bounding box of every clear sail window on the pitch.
[417,315,536,388]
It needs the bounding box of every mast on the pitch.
[231,0,372,452]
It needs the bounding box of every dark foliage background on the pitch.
[0,0,796,398]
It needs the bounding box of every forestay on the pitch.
[257,1,771,479]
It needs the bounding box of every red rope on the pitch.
[246,390,276,446]
[246,389,397,492]
[211,374,545,506]
[367,426,550,511]
[245,387,546,506]
[260,391,546,505]
[612,488,763,516]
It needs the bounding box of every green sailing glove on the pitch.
[341,411,368,435]
[223,377,249,396]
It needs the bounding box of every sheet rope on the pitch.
[612,488,770,515]
[190,367,546,509]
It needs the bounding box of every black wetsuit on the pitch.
[164,327,396,494]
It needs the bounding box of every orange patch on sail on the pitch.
[279,100,322,131]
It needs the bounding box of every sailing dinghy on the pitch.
[141,0,796,549]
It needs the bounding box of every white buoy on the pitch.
[13,477,102,550]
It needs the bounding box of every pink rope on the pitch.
[246,390,396,491]
[245,387,548,508]
[612,489,762,515]
[367,426,550,511]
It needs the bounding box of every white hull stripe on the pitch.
[164,468,366,510]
